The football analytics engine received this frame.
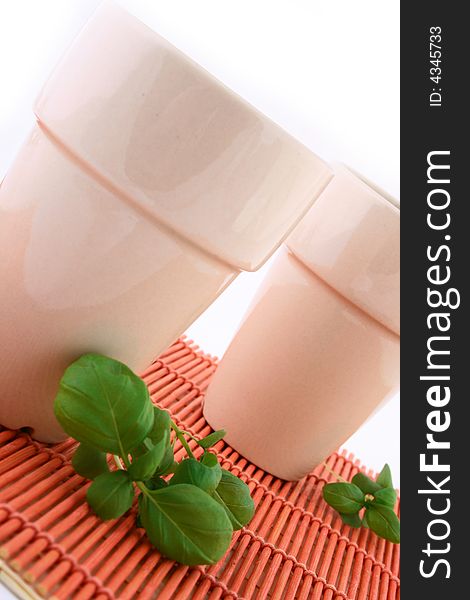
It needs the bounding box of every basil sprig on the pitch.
[322,464,400,544]
[54,354,255,566]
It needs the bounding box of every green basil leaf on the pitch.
[197,429,226,449]
[339,512,362,528]
[169,458,222,493]
[366,505,400,543]
[86,470,134,520]
[351,472,381,495]
[131,439,153,459]
[211,469,254,530]
[72,443,109,480]
[322,483,365,514]
[154,445,175,476]
[128,429,170,481]
[54,354,154,455]
[201,452,219,468]
[373,487,397,509]
[376,464,393,489]
[140,484,233,565]
[163,461,178,474]
[362,511,369,528]
[145,476,168,490]
[149,407,171,444]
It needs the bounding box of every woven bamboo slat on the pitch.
[0,338,400,599]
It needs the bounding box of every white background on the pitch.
[0,0,399,566]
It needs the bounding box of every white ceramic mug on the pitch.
[203,166,400,480]
[0,1,331,441]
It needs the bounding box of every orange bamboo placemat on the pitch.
[0,338,400,600]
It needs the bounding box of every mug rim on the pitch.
[34,0,332,272]
[36,0,328,167]
[333,163,400,212]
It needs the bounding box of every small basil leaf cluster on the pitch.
[322,464,400,543]
[54,354,255,566]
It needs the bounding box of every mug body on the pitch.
[203,249,399,481]
[0,128,236,441]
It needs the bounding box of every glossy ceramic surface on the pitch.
[203,249,400,481]
[288,165,400,334]
[0,1,332,442]
[35,0,332,271]
[0,128,236,441]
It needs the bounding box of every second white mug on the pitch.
[203,166,400,481]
